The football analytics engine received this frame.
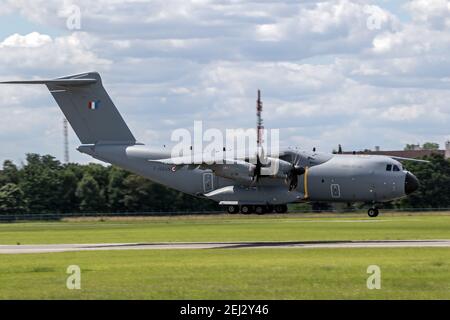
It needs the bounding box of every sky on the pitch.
[0,0,449,164]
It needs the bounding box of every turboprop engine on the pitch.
[258,157,295,179]
[211,156,303,187]
[211,161,256,184]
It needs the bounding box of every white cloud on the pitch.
[380,105,425,121]
[405,0,450,29]
[0,32,111,74]
[256,24,284,41]
[0,32,52,48]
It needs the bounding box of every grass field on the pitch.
[0,213,449,299]
[0,213,449,245]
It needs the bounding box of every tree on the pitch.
[76,173,104,212]
[0,160,19,185]
[0,183,26,213]
[422,142,440,150]
[404,142,440,151]
[0,154,221,215]
[395,154,450,208]
[107,167,129,212]
[59,169,80,213]
[19,154,63,213]
[122,174,155,212]
[84,163,110,210]
[404,144,420,151]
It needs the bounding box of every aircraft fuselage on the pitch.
[78,143,418,206]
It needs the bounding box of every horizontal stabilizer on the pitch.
[0,79,96,86]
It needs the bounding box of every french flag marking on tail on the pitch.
[88,100,100,110]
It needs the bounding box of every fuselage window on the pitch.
[393,165,400,172]
[386,164,392,171]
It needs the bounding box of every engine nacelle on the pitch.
[210,157,293,184]
[211,161,256,184]
[259,157,293,179]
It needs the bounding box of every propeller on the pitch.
[286,165,305,191]
[252,147,263,182]
[285,151,306,191]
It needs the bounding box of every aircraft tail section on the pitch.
[1,72,136,145]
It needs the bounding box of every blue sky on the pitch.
[0,13,61,39]
[374,0,410,21]
[0,0,449,165]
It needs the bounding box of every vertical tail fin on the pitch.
[1,72,136,145]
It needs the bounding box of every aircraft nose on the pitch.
[404,172,419,195]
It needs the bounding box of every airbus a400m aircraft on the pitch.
[2,72,423,217]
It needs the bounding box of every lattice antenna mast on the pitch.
[256,89,264,148]
[63,118,70,163]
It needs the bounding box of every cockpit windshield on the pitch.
[386,164,402,172]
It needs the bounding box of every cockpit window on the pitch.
[386,164,392,171]
[393,165,400,172]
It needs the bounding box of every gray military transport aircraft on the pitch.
[1,72,424,217]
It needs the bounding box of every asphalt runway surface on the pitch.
[1,240,450,254]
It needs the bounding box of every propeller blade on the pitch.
[253,153,262,182]
[285,153,306,191]
[289,174,298,191]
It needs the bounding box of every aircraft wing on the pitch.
[148,145,266,166]
[148,153,244,166]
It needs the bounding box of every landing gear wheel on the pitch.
[255,205,266,215]
[368,208,379,218]
[226,205,239,214]
[274,204,288,214]
[240,205,252,215]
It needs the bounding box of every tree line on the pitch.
[0,154,219,214]
[0,153,449,214]
[395,153,450,209]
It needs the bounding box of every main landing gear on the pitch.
[226,205,239,214]
[225,204,288,215]
[367,207,379,218]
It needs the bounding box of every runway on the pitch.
[1,240,450,254]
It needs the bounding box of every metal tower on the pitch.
[256,89,264,147]
[63,118,70,163]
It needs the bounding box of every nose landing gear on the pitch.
[274,204,288,214]
[367,207,379,218]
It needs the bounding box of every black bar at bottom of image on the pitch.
[0,300,447,318]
